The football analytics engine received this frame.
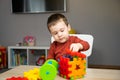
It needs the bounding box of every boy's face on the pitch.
[49,20,71,43]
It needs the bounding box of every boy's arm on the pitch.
[47,43,55,59]
[79,40,90,51]
[70,36,90,52]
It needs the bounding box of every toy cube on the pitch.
[58,50,86,79]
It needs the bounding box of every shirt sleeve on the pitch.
[74,36,90,51]
[47,42,55,59]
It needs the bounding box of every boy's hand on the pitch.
[70,43,83,52]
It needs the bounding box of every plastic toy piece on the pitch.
[68,57,86,79]
[40,59,58,80]
[24,68,41,80]
[66,49,86,58]
[6,77,28,80]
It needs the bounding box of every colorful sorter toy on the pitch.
[58,50,86,79]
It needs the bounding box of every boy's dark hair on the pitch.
[47,13,69,31]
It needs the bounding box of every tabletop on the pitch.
[0,65,120,80]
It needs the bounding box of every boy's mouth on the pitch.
[59,37,64,41]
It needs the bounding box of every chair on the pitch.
[51,34,94,57]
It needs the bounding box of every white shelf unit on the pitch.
[8,46,49,68]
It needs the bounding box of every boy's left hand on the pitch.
[70,43,83,52]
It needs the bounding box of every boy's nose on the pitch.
[58,32,62,37]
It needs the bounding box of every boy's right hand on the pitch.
[70,43,83,52]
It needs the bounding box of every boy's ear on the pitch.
[68,24,71,31]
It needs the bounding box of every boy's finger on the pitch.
[70,46,73,51]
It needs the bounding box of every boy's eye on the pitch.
[53,32,58,35]
[61,29,64,32]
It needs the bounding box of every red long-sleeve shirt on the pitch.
[47,36,89,61]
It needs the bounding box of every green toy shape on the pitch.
[40,59,58,80]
